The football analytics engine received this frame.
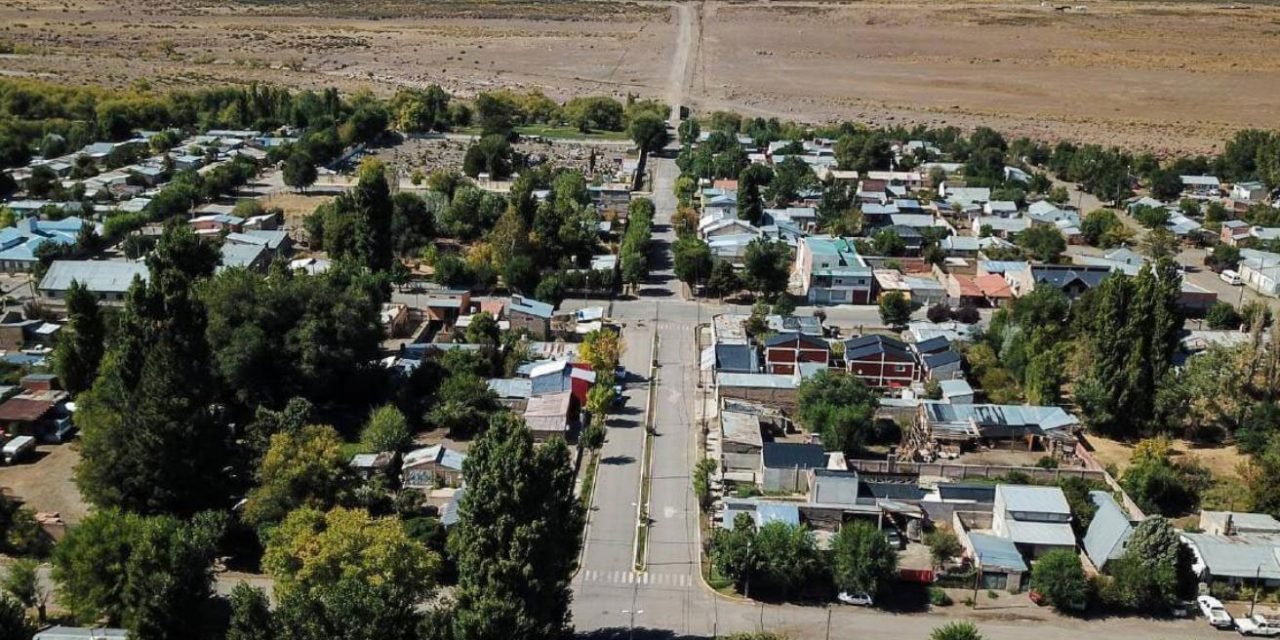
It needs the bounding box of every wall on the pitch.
[847,459,1106,483]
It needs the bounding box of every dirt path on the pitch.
[665,2,698,123]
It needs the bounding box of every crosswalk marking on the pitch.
[578,570,693,587]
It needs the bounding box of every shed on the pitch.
[1082,490,1135,571]
[762,443,827,493]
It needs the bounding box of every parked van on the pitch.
[2,436,35,465]
[1221,269,1243,286]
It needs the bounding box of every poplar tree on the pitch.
[52,279,104,395]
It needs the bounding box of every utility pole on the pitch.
[1252,564,1262,617]
[824,606,832,640]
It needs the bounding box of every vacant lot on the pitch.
[0,443,89,525]
[2,0,1279,152]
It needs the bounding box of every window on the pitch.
[895,365,907,372]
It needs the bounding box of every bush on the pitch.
[929,586,953,606]
[954,304,981,324]
[1204,302,1242,330]
[927,303,952,323]
[1030,549,1090,613]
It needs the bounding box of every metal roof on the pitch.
[40,260,148,294]
[715,344,758,373]
[721,411,763,449]
[924,350,963,369]
[1004,518,1076,547]
[486,378,533,399]
[1082,490,1134,570]
[716,373,796,389]
[1183,533,1280,581]
[938,379,973,399]
[998,484,1071,515]
[938,483,995,503]
[969,533,1028,572]
[510,295,554,319]
[762,443,826,470]
[811,469,860,505]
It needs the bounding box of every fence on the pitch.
[847,459,1106,483]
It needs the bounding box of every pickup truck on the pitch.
[1199,595,1235,629]
[1237,615,1280,636]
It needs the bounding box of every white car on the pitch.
[1237,614,1280,636]
[837,591,873,607]
[1199,595,1235,629]
[1221,269,1243,286]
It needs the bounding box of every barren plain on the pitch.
[3,0,1280,152]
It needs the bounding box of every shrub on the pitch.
[929,586,953,606]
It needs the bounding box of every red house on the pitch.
[763,332,830,375]
[842,335,918,387]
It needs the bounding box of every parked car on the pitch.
[1237,614,1280,636]
[884,528,905,550]
[1221,269,1243,286]
[1199,595,1235,629]
[837,591,873,607]
[1,435,34,465]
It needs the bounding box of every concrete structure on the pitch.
[796,236,873,305]
[509,294,556,339]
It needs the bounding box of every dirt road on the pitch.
[665,2,698,123]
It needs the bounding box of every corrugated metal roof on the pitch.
[1183,533,1280,580]
[40,260,149,294]
[998,485,1070,515]
[969,533,1028,572]
[1083,490,1133,570]
[717,373,796,389]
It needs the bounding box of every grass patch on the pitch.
[455,125,631,141]
[580,453,599,512]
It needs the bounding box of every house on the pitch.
[509,295,556,339]
[0,217,96,273]
[1233,181,1267,203]
[420,287,472,325]
[218,242,269,272]
[717,372,799,412]
[225,230,292,257]
[763,332,829,375]
[190,214,244,237]
[1200,511,1280,536]
[920,349,963,381]
[721,408,764,477]
[939,184,991,206]
[965,532,1028,593]
[938,379,974,404]
[809,468,862,505]
[796,236,874,305]
[917,402,1080,450]
[1009,264,1113,299]
[992,485,1075,559]
[1180,175,1221,198]
[1239,249,1280,297]
[761,442,827,492]
[1082,491,1136,572]
[38,260,149,304]
[720,498,801,530]
[1004,166,1032,184]
[972,216,1030,238]
[349,451,396,479]
[401,445,466,489]
[1182,531,1280,587]
[843,335,917,387]
[715,343,758,374]
[765,314,823,337]
[983,201,1019,217]
[0,375,72,442]
[523,391,577,442]
[945,272,1013,307]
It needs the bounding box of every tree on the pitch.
[926,303,952,323]
[350,159,395,274]
[831,522,897,598]
[1143,227,1180,260]
[1205,302,1243,330]
[1104,516,1195,613]
[931,622,984,640]
[673,236,713,287]
[629,112,669,153]
[924,528,963,568]
[1030,549,1089,613]
[707,260,742,298]
[585,382,614,432]
[361,404,412,453]
[1016,225,1066,262]
[878,291,913,329]
[427,372,497,437]
[1079,209,1130,248]
[2,559,42,622]
[1149,167,1183,201]
[75,221,227,515]
[871,228,906,257]
[737,165,771,226]
[795,371,877,456]
[227,583,277,640]
[52,509,223,636]
[580,329,624,378]
[51,280,104,396]
[449,413,584,640]
[0,594,30,640]
[283,152,317,191]
[463,135,513,180]
[264,507,438,640]
[1121,439,1207,516]
[750,521,821,599]
[693,459,717,512]
[742,238,791,301]
[243,425,350,530]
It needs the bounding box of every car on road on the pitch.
[1222,269,1244,286]
[1199,595,1235,629]
[837,592,873,607]
[1237,614,1280,636]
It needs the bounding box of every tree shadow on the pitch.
[577,627,706,640]
[637,287,675,298]
[600,455,636,466]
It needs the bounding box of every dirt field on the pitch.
[2,0,1280,153]
[0,443,89,525]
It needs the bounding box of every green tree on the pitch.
[350,160,395,274]
[795,371,877,456]
[831,522,898,598]
[1120,440,1206,516]
[737,165,771,226]
[243,425,350,530]
[361,404,412,453]
[449,412,584,640]
[749,521,820,599]
[0,594,30,640]
[673,236,713,287]
[51,280,104,396]
[427,372,497,437]
[75,221,227,515]
[707,260,742,298]
[283,152,317,191]
[871,228,906,257]
[677,119,700,145]
[227,583,277,640]
[878,291,913,329]
[1,559,41,622]
[629,111,669,153]
[463,135,513,179]
[924,528,963,568]
[1104,516,1195,613]
[742,238,791,301]
[930,622,984,640]
[1030,549,1089,613]
[693,458,717,512]
[52,509,223,636]
[1017,225,1066,262]
[1205,302,1242,330]
[1143,227,1180,260]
